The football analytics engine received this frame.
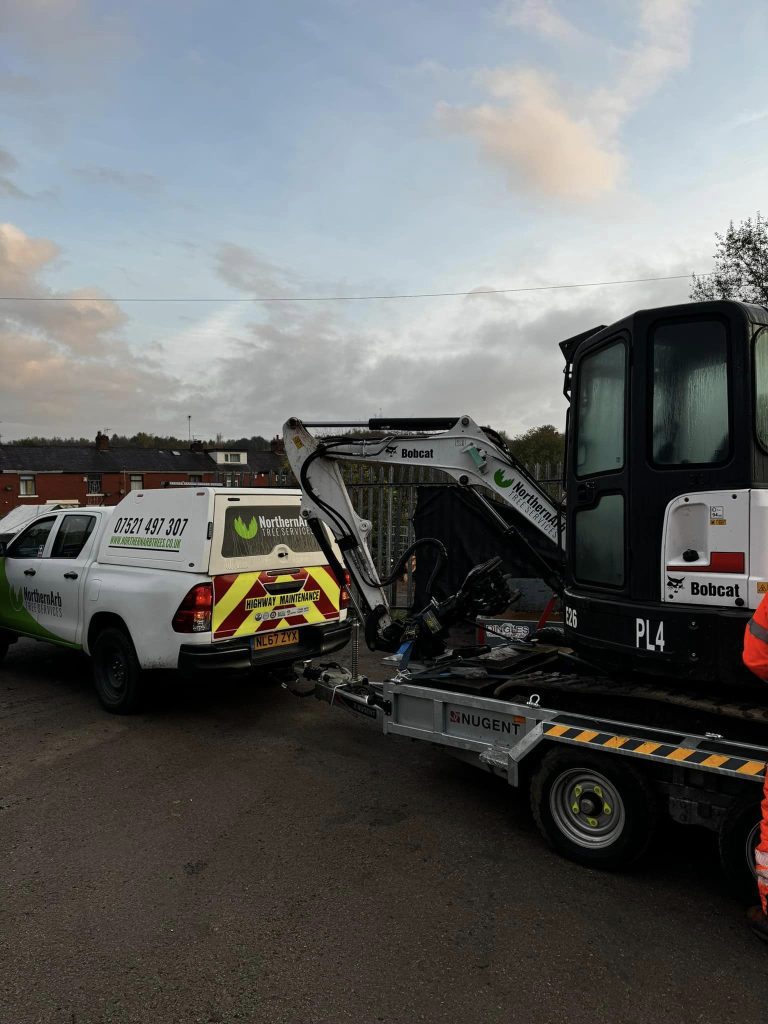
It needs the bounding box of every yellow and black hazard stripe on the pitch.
[212,565,341,639]
[544,723,766,779]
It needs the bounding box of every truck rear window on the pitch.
[220,505,318,558]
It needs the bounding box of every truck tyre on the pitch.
[530,748,658,869]
[0,629,15,665]
[92,627,145,714]
[719,792,762,904]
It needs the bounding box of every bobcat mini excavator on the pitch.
[281,299,768,886]
[285,299,768,693]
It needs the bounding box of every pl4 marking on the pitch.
[636,618,666,653]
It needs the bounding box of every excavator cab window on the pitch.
[572,336,628,590]
[575,340,626,477]
[573,493,625,587]
[651,319,730,466]
[754,326,768,452]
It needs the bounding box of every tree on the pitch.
[506,424,564,467]
[691,213,768,303]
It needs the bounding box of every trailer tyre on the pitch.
[531,748,657,869]
[92,626,145,714]
[719,793,762,904]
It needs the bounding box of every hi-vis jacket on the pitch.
[743,594,768,681]
[742,594,768,914]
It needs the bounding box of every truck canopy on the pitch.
[95,487,343,575]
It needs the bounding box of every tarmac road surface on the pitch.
[2,635,768,1024]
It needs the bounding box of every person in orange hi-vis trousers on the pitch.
[742,593,768,940]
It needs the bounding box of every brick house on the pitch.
[0,433,290,517]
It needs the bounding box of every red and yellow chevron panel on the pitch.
[212,565,341,640]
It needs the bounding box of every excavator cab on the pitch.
[562,299,768,686]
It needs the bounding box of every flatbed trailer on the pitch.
[295,654,767,901]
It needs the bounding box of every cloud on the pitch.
[500,0,589,45]
[0,73,44,96]
[439,70,623,201]
[155,240,691,443]
[0,223,59,291]
[175,296,588,440]
[733,109,768,128]
[214,244,300,299]
[0,0,135,119]
[0,222,182,437]
[73,165,164,196]
[0,147,31,200]
[0,227,695,442]
[0,0,132,61]
[0,223,128,354]
[439,0,695,200]
[0,149,19,174]
[590,0,694,135]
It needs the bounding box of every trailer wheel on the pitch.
[530,748,657,869]
[719,793,762,904]
[92,627,145,714]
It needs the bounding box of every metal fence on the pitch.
[341,462,563,609]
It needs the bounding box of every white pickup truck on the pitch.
[0,487,351,712]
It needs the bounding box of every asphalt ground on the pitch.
[2,635,768,1024]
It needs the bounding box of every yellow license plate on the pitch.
[251,629,299,651]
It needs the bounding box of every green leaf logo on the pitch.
[234,515,259,540]
[494,468,514,488]
[9,583,25,613]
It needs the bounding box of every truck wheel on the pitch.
[719,793,762,904]
[530,748,658,869]
[0,629,15,665]
[92,627,145,714]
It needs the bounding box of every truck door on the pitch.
[31,512,99,644]
[1,515,62,641]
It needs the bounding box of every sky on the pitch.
[0,0,766,442]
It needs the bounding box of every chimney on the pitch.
[270,435,285,455]
[95,430,110,452]
[190,439,204,452]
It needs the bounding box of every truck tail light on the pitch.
[340,569,351,610]
[172,582,213,633]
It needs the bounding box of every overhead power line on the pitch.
[0,272,706,304]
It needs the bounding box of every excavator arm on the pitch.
[282,415,565,657]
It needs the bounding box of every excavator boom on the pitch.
[283,415,564,654]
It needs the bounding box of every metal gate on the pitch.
[341,462,562,609]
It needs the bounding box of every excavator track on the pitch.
[483,671,768,747]
[495,671,768,724]
[412,644,768,745]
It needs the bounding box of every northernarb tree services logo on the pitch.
[494,469,514,488]
[233,515,259,540]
